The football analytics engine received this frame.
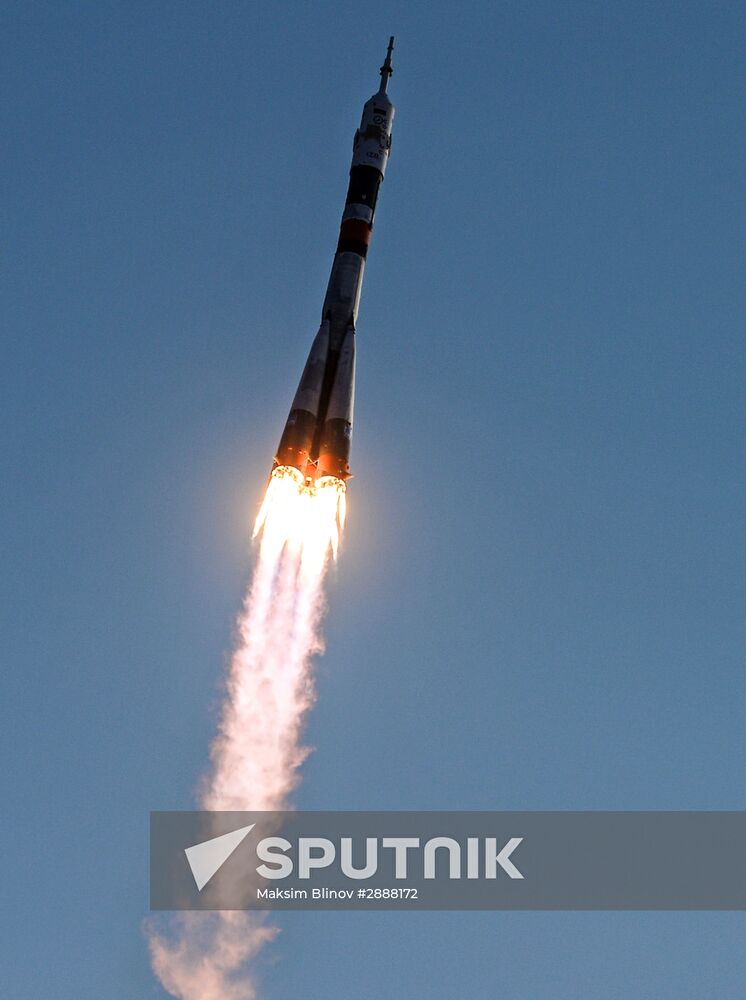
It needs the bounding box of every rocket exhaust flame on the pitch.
[206,468,345,815]
[254,467,347,569]
[149,468,345,998]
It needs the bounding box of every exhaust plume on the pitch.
[148,467,346,998]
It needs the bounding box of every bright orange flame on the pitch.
[253,466,347,574]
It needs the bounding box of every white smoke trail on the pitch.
[148,468,346,998]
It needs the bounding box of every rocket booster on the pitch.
[273,38,396,484]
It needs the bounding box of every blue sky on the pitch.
[2,1,745,996]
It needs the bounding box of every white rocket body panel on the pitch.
[322,253,365,345]
[289,321,330,414]
[324,327,356,423]
[352,95,395,178]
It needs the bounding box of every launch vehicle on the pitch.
[273,38,396,484]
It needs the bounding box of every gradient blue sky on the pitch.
[2,1,745,997]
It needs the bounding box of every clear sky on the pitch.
[2,1,745,997]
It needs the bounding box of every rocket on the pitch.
[273,38,396,485]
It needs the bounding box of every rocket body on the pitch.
[274,39,395,483]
